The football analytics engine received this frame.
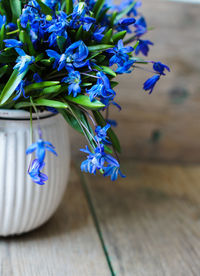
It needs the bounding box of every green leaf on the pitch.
[101,29,112,44]
[66,0,73,14]
[25,81,60,92]
[0,48,16,63]
[93,111,121,153]
[0,69,28,105]
[42,85,62,94]
[19,30,36,55]
[0,24,5,50]
[112,31,127,44]
[110,81,119,88]
[15,98,69,109]
[64,94,105,110]
[9,0,21,23]
[104,145,113,154]
[75,25,83,41]
[110,11,117,27]
[35,0,53,15]
[88,44,113,52]
[57,36,66,52]
[0,65,8,78]
[93,0,105,16]
[101,66,116,77]
[59,109,83,134]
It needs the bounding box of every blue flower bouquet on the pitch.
[0,0,169,184]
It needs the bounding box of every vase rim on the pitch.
[0,109,56,120]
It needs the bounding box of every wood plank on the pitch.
[84,161,200,275]
[69,0,200,162]
[0,164,110,276]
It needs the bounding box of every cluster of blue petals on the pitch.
[0,0,170,182]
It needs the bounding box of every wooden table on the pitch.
[1,161,200,276]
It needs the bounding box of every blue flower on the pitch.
[6,23,17,32]
[46,40,89,71]
[14,48,35,74]
[95,124,111,144]
[4,39,23,48]
[117,18,136,33]
[104,164,126,181]
[153,62,170,75]
[86,71,115,102]
[134,17,147,37]
[33,73,43,82]
[28,159,48,185]
[107,40,133,67]
[135,39,154,56]
[143,74,160,94]
[80,145,105,174]
[62,70,82,97]
[92,27,106,42]
[13,80,28,101]
[43,0,60,9]
[116,60,134,74]
[26,139,57,163]
[106,119,117,127]
[0,14,6,29]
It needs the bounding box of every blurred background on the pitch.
[70,0,200,164]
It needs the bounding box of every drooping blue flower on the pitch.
[103,164,126,181]
[115,59,134,74]
[86,71,115,102]
[26,139,57,163]
[46,40,89,71]
[4,39,23,48]
[106,119,117,127]
[107,40,133,67]
[62,70,82,97]
[95,124,111,144]
[134,16,147,37]
[80,145,105,174]
[13,80,28,101]
[143,74,160,94]
[0,14,6,29]
[135,39,154,56]
[153,62,170,75]
[14,48,35,74]
[117,18,136,33]
[28,159,48,185]
[6,23,17,32]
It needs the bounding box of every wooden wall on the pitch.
[70,0,200,163]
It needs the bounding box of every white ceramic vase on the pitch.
[0,109,70,236]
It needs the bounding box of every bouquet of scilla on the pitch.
[0,0,169,184]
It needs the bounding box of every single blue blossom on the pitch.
[0,14,6,29]
[33,73,43,82]
[26,139,57,163]
[62,70,82,97]
[104,164,126,181]
[13,80,28,101]
[92,27,106,42]
[116,60,134,74]
[95,124,111,144]
[134,16,147,37]
[153,62,170,75]
[107,40,133,67]
[86,71,115,102]
[28,159,48,185]
[14,48,35,74]
[46,40,89,71]
[143,74,160,94]
[117,18,136,33]
[4,39,23,48]
[135,39,153,56]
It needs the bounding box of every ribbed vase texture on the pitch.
[0,113,70,236]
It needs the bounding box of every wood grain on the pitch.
[84,160,200,276]
[0,165,110,276]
